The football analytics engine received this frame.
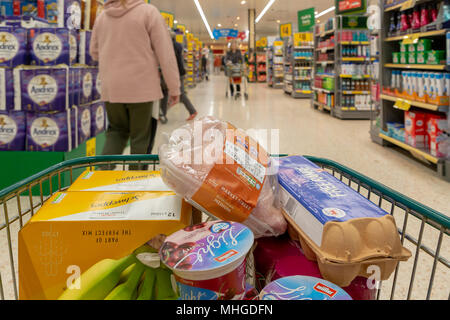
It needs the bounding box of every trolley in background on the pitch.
[225,62,249,100]
[0,155,448,300]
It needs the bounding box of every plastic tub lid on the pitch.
[260,276,352,300]
[159,221,254,281]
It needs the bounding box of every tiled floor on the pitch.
[1,74,448,300]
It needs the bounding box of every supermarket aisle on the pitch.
[152,74,450,215]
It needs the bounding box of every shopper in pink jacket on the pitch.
[90,0,180,163]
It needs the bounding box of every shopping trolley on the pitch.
[225,62,249,100]
[0,154,448,300]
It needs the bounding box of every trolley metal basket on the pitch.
[0,155,448,300]
[225,63,249,100]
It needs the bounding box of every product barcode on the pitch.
[284,197,298,218]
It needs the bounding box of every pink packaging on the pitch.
[427,114,449,157]
[405,110,428,148]
[254,235,376,300]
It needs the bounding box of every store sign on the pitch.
[238,31,246,40]
[297,8,315,32]
[274,41,284,47]
[294,32,313,46]
[257,37,268,47]
[160,11,174,28]
[213,28,239,40]
[177,24,186,34]
[335,0,366,15]
[342,16,368,29]
[279,23,292,39]
[175,34,184,44]
[86,137,96,157]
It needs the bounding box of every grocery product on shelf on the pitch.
[79,30,97,66]
[90,100,105,136]
[159,116,287,238]
[0,110,26,150]
[277,156,411,287]
[159,221,254,300]
[259,276,352,300]
[19,189,192,299]
[74,104,91,145]
[0,26,28,67]
[25,108,76,151]
[28,27,77,66]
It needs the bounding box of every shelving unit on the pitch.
[334,15,372,119]
[375,0,450,180]
[268,41,284,89]
[312,17,336,113]
[283,37,294,95]
[312,16,372,119]
[256,48,267,83]
[247,51,257,83]
[369,16,383,145]
[185,40,196,89]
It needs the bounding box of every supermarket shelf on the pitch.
[294,77,312,81]
[379,133,440,164]
[384,63,447,71]
[316,60,335,65]
[380,94,449,112]
[340,41,370,45]
[315,73,335,78]
[294,67,312,70]
[334,108,371,119]
[294,57,313,60]
[385,29,447,42]
[294,89,312,94]
[318,29,335,37]
[342,57,371,62]
[313,100,331,111]
[294,46,314,49]
[316,46,335,51]
[342,90,371,95]
[384,2,405,12]
[313,87,334,94]
[339,74,371,79]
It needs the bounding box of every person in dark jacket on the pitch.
[159,32,198,123]
[225,40,243,97]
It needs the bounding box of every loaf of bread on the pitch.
[159,116,287,238]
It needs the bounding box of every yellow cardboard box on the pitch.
[19,190,192,300]
[68,170,170,192]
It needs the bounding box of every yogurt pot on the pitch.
[159,220,254,300]
[260,276,352,300]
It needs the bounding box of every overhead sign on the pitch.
[160,11,174,28]
[298,8,315,32]
[335,0,367,15]
[176,24,186,34]
[257,37,267,47]
[213,28,239,40]
[279,23,292,39]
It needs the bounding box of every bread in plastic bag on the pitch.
[158,116,287,238]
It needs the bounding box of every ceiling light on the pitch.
[255,0,276,23]
[235,24,238,27]
[315,6,335,18]
[218,23,222,27]
[241,1,246,4]
[237,16,240,20]
[174,20,178,24]
[276,20,280,23]
[186,30,189,33]
[193,0,214,39]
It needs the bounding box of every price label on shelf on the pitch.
[394,99,411,111]
[86,137,96,157]
[401,34,420,45]
[400,0,416,11]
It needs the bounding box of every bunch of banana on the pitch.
[58,246,179,300]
